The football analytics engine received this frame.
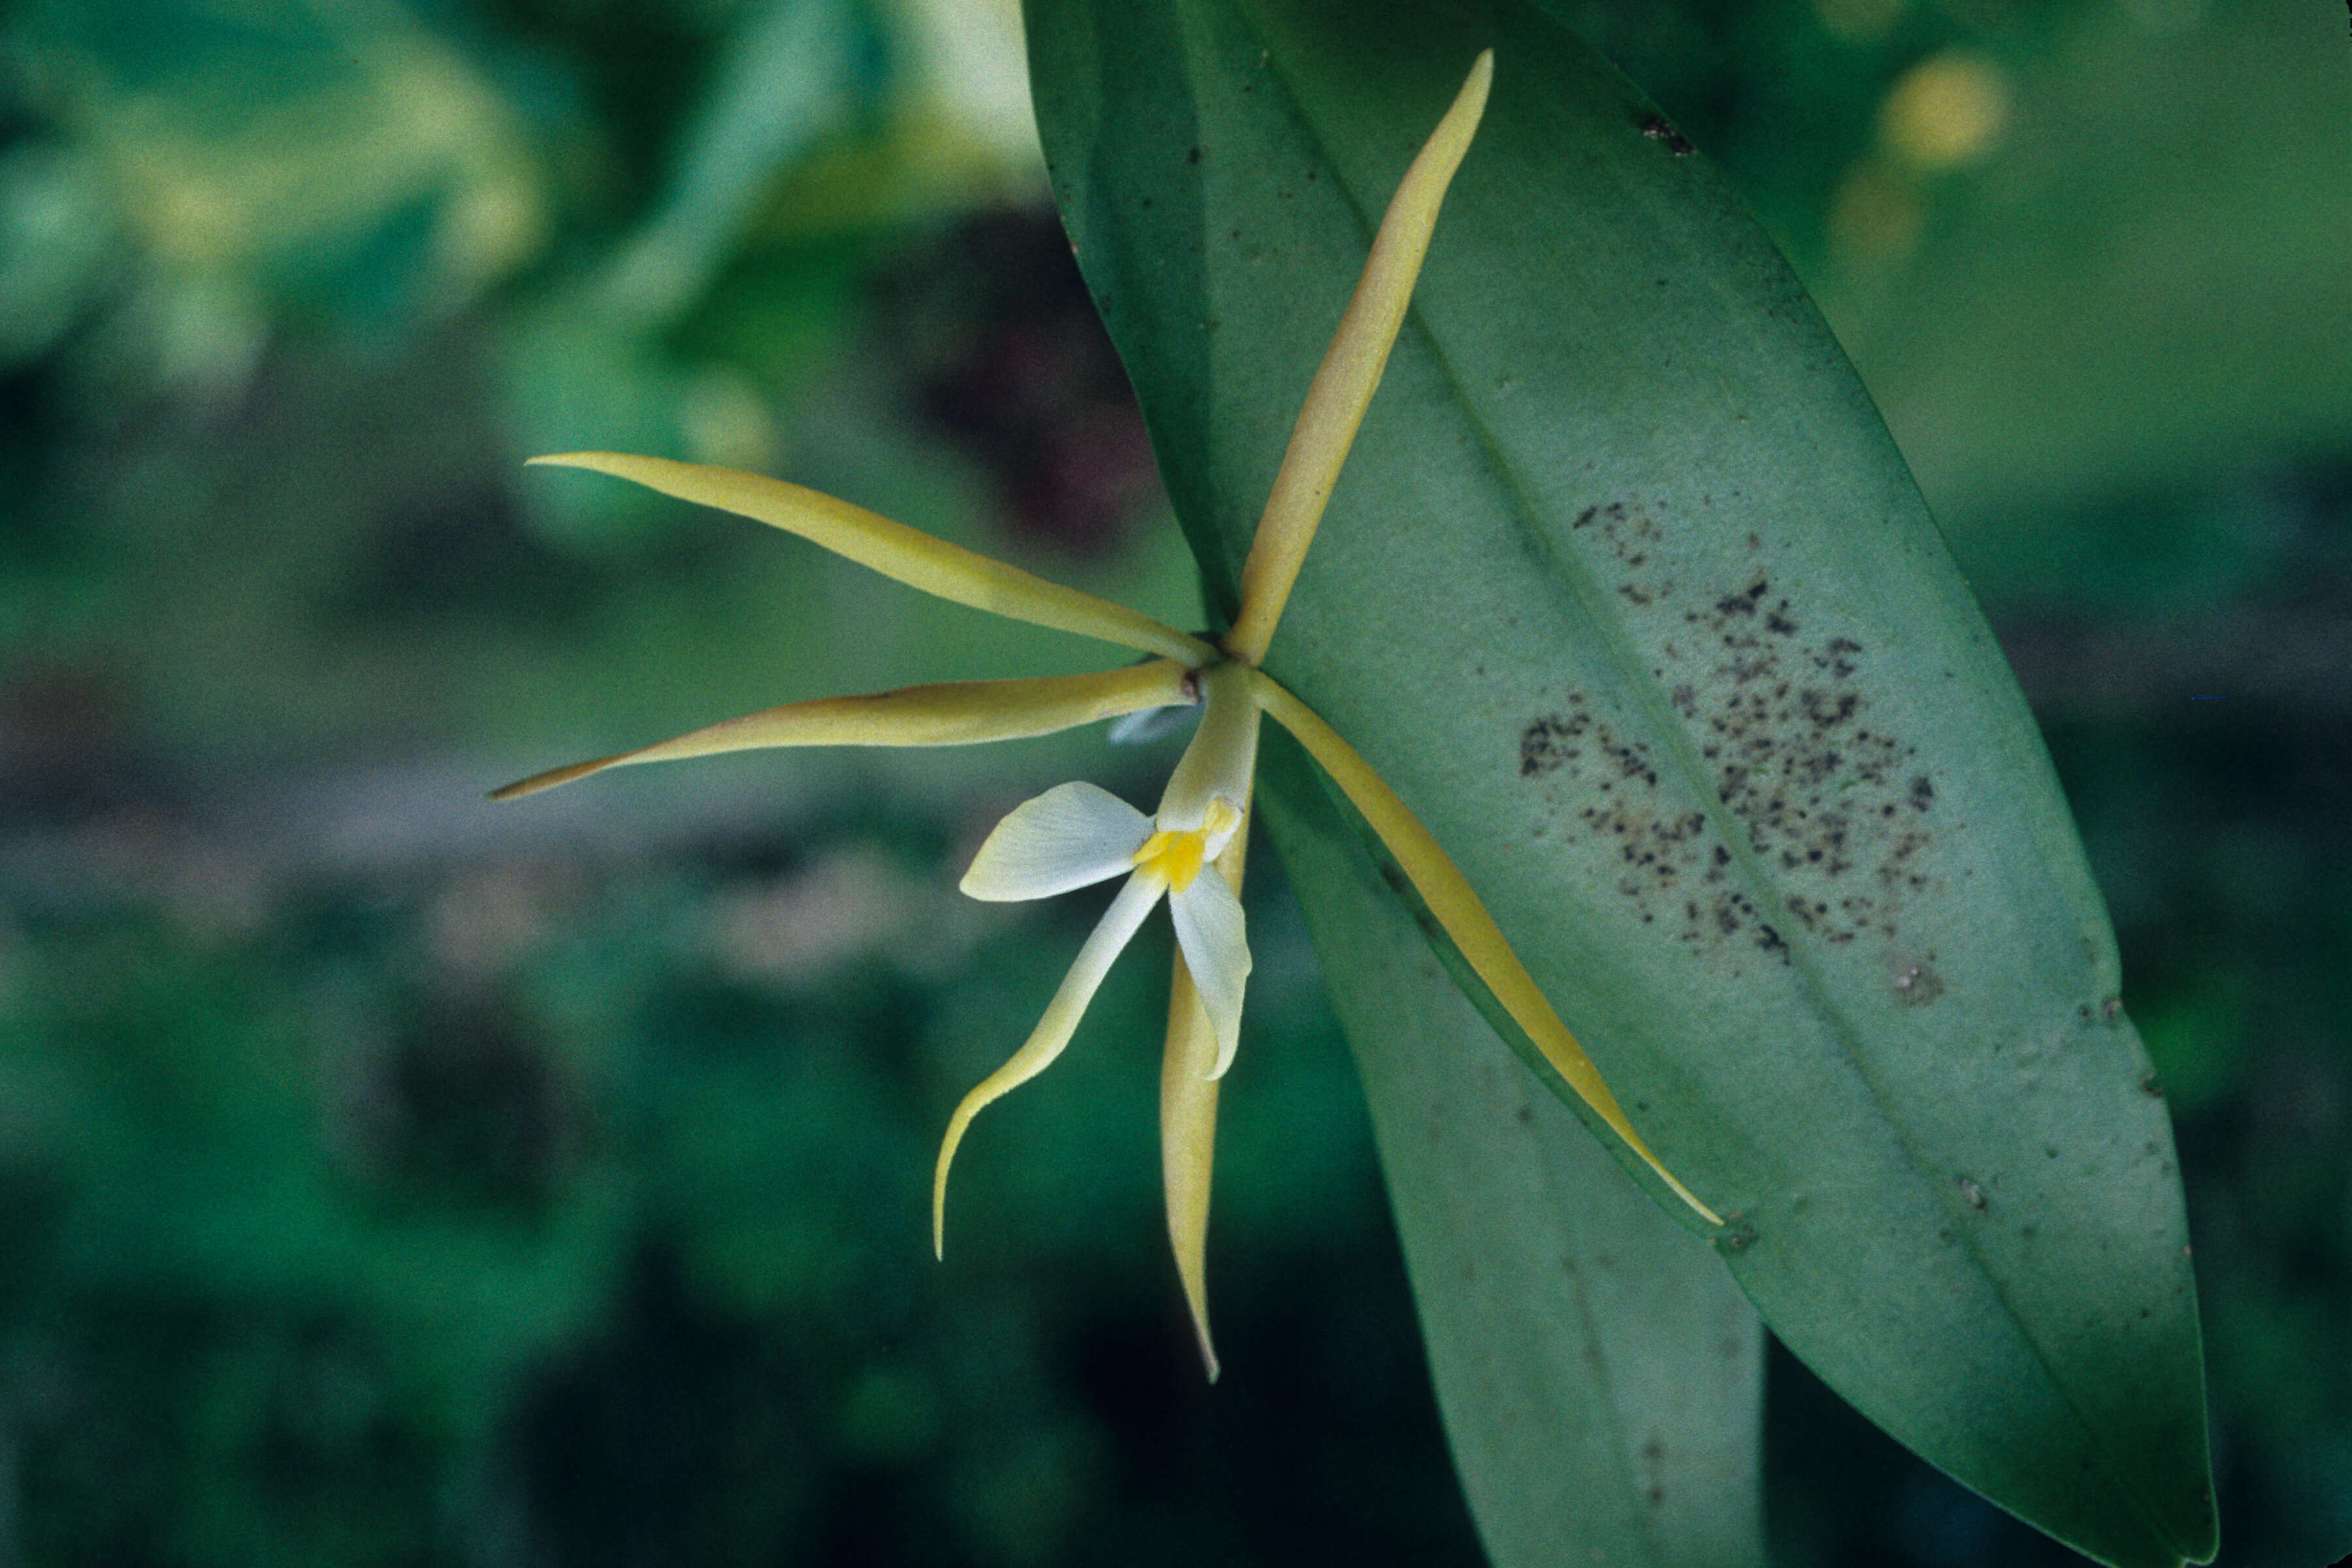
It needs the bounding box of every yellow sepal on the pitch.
[1223,50,1494,666]
[1160,954,1223,1382]
[532,451,1217,667]
[1160,785,1249,1380]
[1250,670,1721,1226]
[492,661,1194,800]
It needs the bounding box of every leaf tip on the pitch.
[488,755,613,800]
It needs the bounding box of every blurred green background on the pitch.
[0,0,2345,1563]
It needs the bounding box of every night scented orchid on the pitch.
[497,50,1714,1376]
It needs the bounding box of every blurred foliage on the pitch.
[0,0,2345,1563]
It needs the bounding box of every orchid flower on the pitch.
[495,50,1716,1377]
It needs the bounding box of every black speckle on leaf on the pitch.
[1546,531,1935,954]
[1520,714,1584,776]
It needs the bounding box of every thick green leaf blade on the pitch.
[1260,727,1767,1568]
[1027,2,2215,1563]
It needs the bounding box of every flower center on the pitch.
[1132,797,1244,893]
[1134,827,1209,892]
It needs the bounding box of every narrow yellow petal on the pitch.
[532,452,1217,667]
[1250,671,1722,1227]
[491,661,1192,801]
[1160,953,1222,1382]
[934,872,1166,1257]
[1160,789,1249,1380]
[1222,50,1493,666]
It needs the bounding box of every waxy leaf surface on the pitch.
[1027,1,2215,1563]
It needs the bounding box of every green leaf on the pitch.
[1259,726,1766,1568]
[1026,2,2215,1563]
